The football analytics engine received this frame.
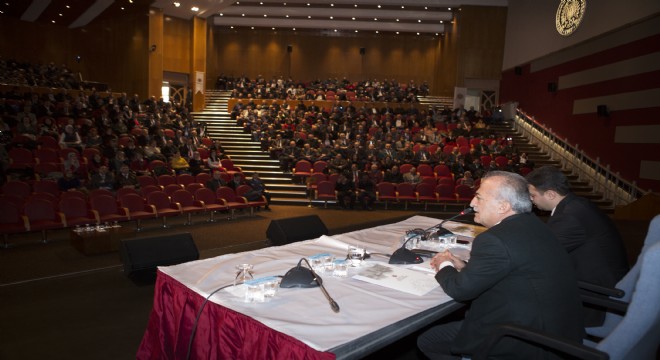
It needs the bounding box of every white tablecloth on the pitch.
[159,215,478,352]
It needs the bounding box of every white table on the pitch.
[137,215,481,360]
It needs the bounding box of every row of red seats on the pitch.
[0,185,266,247]
[313,181,476,211]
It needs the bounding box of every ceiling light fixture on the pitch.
[173,2,180,7]
[191,6,199,12]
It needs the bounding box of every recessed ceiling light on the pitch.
[285,14,289,17]
[260,2,263,4]
[173,2,180,7]
[377,5,381,8]
[241,13,245,16]
[351,17,355,20]
[292,28,296,30]
[51,20,56,23]
[120,7,124,10]
[374,18,377,21]
[230,26,234,28]
[401,6,404,9]
[66,5,70,8]
[251,26,254,29]
[329,16,333,19]
[59,13,63,16]
[219,13,223,16]
[375,31,379,34]
[191,6,199,12]
[354,4,357,7]
[355,30,358,33]
[396,32,399,34]
[396,19,399,22]
[272,27,275,30]
[264,14,267,17]
[334,29,337,32]
[307,15,311,19]
[448,7,451,11]
[330,4,334,6]
[416,33,420,35]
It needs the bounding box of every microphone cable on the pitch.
[185,282,235,360]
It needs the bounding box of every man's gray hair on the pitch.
[483,171,532,214]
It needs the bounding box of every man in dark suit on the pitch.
[418,171,584,359]
[526,166,629,326]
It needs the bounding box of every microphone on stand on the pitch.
[388,207,474,265]
[431,207,474,236]
[280,258,340,313]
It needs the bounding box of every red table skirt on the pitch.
[137,271,336,360]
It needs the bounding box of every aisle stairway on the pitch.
[193,90,308,205]
[194,90,609,210]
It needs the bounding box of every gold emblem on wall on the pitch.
[556,0,586,36]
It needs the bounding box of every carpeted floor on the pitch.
[0,204,651,360]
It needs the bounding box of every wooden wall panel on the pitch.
[163,17,191,73]
[206,29,444,92]
[458,6,507,80]
[0,14,149,97]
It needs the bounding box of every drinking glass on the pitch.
[348,246,365,266]
[332,259,349,277]
[234,263,254,286]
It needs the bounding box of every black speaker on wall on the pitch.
[597,105,609,117]
[514,66,522,75]
[360,47,366,55]
[267,215,328,246]
[547,82,558,92]
[120,233,199,283]
[286,44,292,53]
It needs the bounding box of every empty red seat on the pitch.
[194,188,229,222]
[59,197,97,227]
[146,191,182,228]
[118,193,157,231]
[90,195,129,224]
[24,198,66,242]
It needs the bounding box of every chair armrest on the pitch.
[236,196,248,204]
[196,200,206,208]
[121,207,131,220]
[90,210,100,225]
[578,281,625,298]
[172,202,182,212]
[57,212,67,227]
[474,324,609,360]
[581,293,628,313]
[22,215,31,232]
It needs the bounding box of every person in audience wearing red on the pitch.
[419,171,584,359]
[526,165,629,326]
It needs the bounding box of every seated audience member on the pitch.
[115,164,139,189]
[62,152,81,177]
[188,151,205,175]
[59,124,82,150]
[525,166,629,326]
[58,170,81,192]
[170,152,190,174]
[383,165,404,183]
[247,172,271,210]
[419,171,584,359]
[356,173,376,210]
[335,172,356,209]
[206,151,224,172]
[227,173,244,190]
[206,170,227,192]
[88,165,115,191]
[402,166,421,184]
[456,170,475,188]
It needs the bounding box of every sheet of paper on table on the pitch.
[352,262,440,296]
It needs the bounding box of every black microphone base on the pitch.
[280,266,320,288]
[389,248,423,264]
[433,227,454,236]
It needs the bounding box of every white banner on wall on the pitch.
[453,87,467,110]
[195,71,205,94]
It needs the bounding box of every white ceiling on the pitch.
[151,0,508,35]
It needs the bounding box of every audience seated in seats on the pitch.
[335,173,355,209]
[206,170,227,193]
[88,166,115,191]
[247,172,271,210]
[169,152,190,175]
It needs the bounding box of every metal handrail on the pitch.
[511,108,646,207]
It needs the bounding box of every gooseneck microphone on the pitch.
[280,258,340,313]
[388,207,474,265]
[432,207,474,236]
